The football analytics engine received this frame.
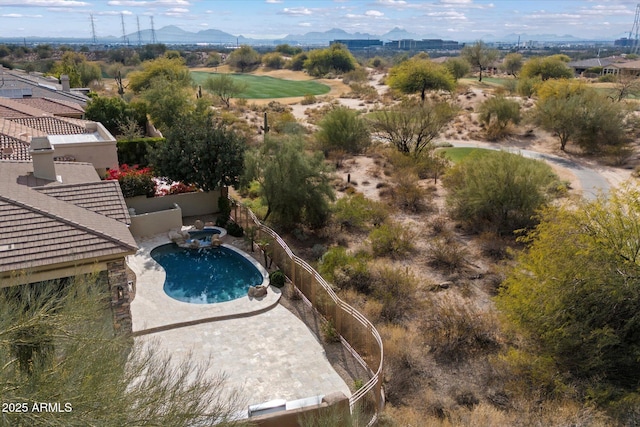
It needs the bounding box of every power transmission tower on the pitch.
[150,16,157,44]
[121,13,128,45]
[629,3,640,54]
[136,16,142,46]
[90,14,97,44]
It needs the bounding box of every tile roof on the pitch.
[36,180,131,225]
[9,117,89,135]
[0,68,89,105]
[12,97,84,117]
[0,134,30,161]
[0,161,137,275]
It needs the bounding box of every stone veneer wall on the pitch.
[107,259,133,334]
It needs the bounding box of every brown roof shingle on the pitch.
[9,117,89,135]
[36,180,131,225]
[12,97,84,117]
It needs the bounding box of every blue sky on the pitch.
[0,0,637,40]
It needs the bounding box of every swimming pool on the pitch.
[150,243,267,304]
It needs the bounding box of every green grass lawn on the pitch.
[438,147,491,163]
[190,72,331,99]
[461,76,513,88]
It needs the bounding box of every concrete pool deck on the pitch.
[128,232,351,409]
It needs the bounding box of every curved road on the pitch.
[449,141,611,199]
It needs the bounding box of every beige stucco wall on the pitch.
[126,190,221,217]
[129,204,182,237]
[53,123,119,173]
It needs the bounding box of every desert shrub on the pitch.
[598,74,617,83]
[477,231,510,260]
[321,319,341,343]
[269,270,286,288]
[311,244,327,260]
[443,150,556,235]
[369,221,414,258]
[318,247,372,292]
[427,234,469,273]
[421,294,501,363]
[106,164,155,198]
[225,222,244,237]
[370,264,418,323]
[516,76,542,98]
[390,173,428,213]
[379,324,425,402]
[315,106,370,155]
[300,94,317,105]
[333,193,389,231]
[478,96,521,141]
[342,68,368,84]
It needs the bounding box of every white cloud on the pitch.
[426,11,467,21]
[107,0,190,6]
[97,10,133,15]
[282,7,312,16]
[167,7,188,13]
[377,0,407,5]
[299,22,312,27]
[2,0,88,6]
[265,0,283,3]
[2,13,43,17]
[365,10,384,17]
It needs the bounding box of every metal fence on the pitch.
[230,200,385,425]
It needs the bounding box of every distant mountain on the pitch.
[380,27,425,41]
[488,33,586,43]
[282,28,377,45]
[127,25,240,44]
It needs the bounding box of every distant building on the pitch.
[615,37,637,48]
[383,39,460,50]
[330,39,383,50]
[0,66,89,106]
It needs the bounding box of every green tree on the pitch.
[534,81,626,152]
[243,136,335,228]
[84,95,146,137]
[444,57,471,80]
[227,45,261,72]
[262,52,286,69]
[520,55,573,80]
[142,77,194,131]
[127,56,191,93]
[497,186,640,400]
[303,44,357,77]
[0,276,248,427]
[461,40,498,82]
[150,112,246,191]
[288,52,308,71]
[206,51,222,67]
[203,74,248,108]
[369,98,456,156]
[316,106,370,155]
[275,44,303,56]
[443,150,556,235]
[50,51,101,87]
[478,96,521,140]
[501,53,523,77]
[387,58,456,101]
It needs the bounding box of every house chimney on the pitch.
[60,74,70,92]
[30,137,57,181]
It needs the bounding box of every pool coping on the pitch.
[128,231,281,336]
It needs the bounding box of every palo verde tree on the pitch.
[369,97,457,156]
[49,51,101,87]
[127,56,192,93]
[501,52,523,77]
[443,150,557,235]
[203,74,248,108]
[461,40,498,82]
[520,54,573,81]
[227,45,261,72]
[387,57,456,101]
[497,185,640,416]
[0,276,248,427]
[533,80,627,152]
[315,106,371,155]
[84,95,147,137]
[243,135,335,228]
[149,111,246,191]
[303,43,357,77]
[444,57,471,80]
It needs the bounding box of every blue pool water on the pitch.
[151,244,264,304]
